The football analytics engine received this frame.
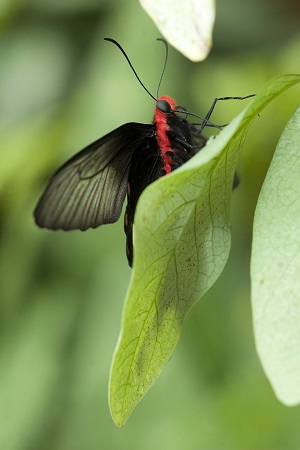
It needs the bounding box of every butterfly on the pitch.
[34,38,253,266]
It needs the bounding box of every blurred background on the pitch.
[1,0,300,448]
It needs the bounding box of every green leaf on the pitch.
[109,74,300,426]
[251,104,300,406]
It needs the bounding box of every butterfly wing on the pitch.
[124,137,164,266]
[170,116,207,155]
[34,122,153,230]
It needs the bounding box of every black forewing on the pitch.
[166,114,207,169]
[34,123,153,230]
[187,121,207,151]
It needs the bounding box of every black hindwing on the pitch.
[124,137,163,265]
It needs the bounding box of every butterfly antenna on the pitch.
[104,38,157,102]
[156,38,168,98]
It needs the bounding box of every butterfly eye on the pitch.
[156,99,171,113]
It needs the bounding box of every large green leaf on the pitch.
[109,74,300,426]
[251,104,300,406]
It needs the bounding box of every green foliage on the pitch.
[251,104,300,406]
[2,0,300,445]
[109,74,300,425]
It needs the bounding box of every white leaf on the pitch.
[251,104,300,406]
[140,0,215,62]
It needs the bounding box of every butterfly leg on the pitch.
[198,94,256,133]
